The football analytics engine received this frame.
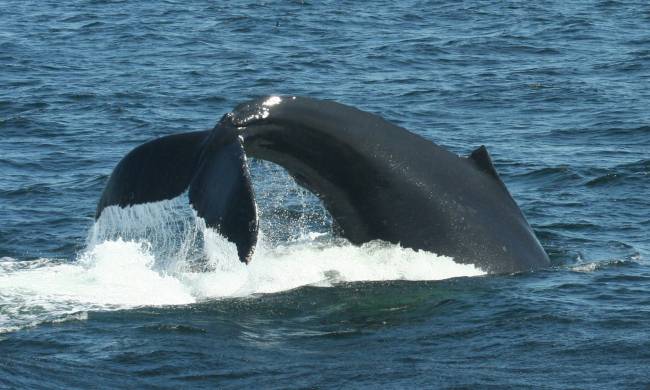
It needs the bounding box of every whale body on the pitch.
[96,96,550,273]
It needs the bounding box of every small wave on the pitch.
[140,323,207,334]
[61,14,98,23]
[594,274,650,283]
[550,126,650,143]
[82,21,104,29]
[0,100,48,114]
[47,311,88,325]
[517,166,576,178]
[177,95,227,105]
[60,92,98,101]
[619,158,650,172]
[514,166,582,188]
[585,159,649,187]
[538,222,599,232]
[585,173,620,187]
[571,259,638,273]
[0,115,33,129]
[0,183,56,197]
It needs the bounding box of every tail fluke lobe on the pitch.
[95,130,210,219]
[189,130,258,263]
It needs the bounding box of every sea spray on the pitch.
[1,162,485,333]
[1,216,484,333]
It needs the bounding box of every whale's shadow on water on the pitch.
[95,96,550,274]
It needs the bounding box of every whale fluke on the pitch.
[96,130,208,216]
[188,122,257,262]
[95,123,258,263]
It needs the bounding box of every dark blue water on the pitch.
[2,1,650,388]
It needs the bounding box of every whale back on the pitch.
[235,96,549,273]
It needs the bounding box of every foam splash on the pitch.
[0,181,484,333]
[0,235,483,334]
[0,241,195,333]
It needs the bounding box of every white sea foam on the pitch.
[0,192,484,333]
[571,262,599,273]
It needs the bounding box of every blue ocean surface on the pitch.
[1,0,649,388]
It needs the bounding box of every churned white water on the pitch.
[0,196,484,333]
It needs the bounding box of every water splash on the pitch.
[0,200,483,333]
[0,162,484,333]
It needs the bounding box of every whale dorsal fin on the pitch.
[468,145,500,179]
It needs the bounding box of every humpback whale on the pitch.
[96,96,550,273]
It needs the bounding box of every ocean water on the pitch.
[1,0,649,388]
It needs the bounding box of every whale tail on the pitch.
[95,96,549,273]
[95,123,258,263]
